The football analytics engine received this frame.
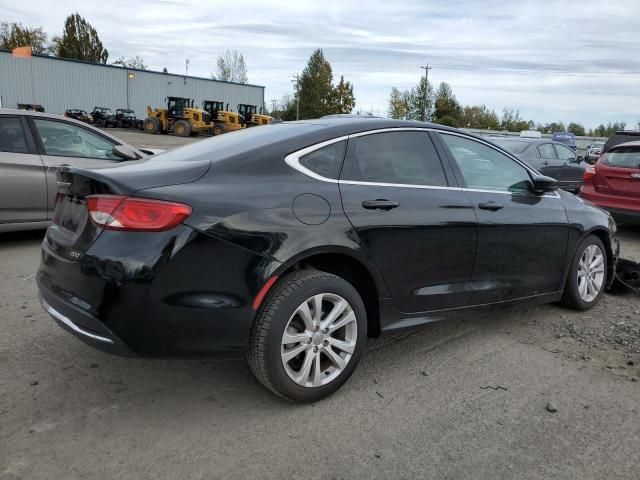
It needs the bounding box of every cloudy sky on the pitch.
[3,0,639,128]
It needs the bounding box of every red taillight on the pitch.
[86,195,192,232]
[583,165,596,181]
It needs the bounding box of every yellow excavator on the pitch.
[143,97,211,137]
[202,100,244,135]
[237,104,272,128]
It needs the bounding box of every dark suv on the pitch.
[602,131,640,154]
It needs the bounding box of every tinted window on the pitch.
[492,139,529,154]
[555,144,575,161]
[342,131,447,186]
[537,143,556,159]
[0,117,29,153]
[34,119,118,160]
[299,141,346,179]
[605,147,640,168]
[440,133,532,193]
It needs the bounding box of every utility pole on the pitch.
[291,74,300,120]
[420,64,431,122]
[185,58,190,76]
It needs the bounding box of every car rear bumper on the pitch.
[580,187,640,223]
[36,225,282,357]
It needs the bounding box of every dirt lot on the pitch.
[1,131,639,479]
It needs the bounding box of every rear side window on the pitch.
[0,117,29,153]
[604,147,640,168]
[299,140,346,179]
[537,143,555,159]
[341,131,447,186]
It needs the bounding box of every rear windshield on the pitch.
[604,147,640,168]
[153,123,320,162]
[491,139,530,154]
[603,133,640,152]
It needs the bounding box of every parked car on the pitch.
[17,103,45,112]
[585,141,605,163]
[602,131,640,154]
[0,109,158,233]
[91,106,113,127]
[552,132,577,150]
[36,118,617,402]
[107,108,143,129]
[64,109,93,124]
[580,141,640,224]
[490,137,584,192]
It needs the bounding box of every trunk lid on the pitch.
[594,150,640,198]
[45,159,210,259]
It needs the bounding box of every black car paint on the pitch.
[37,119,616,357]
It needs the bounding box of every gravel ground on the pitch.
[1,130,639,479]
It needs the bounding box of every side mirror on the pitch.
[112,145,139,161]
[531,174,558,194]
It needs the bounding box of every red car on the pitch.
[580,140,640,223]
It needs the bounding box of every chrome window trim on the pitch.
[42,298,114,344]
[284,127,560,198]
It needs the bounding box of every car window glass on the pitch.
[0,117,29,154]
[299,141,346,179]
[440,133,532,193]
[555,144,575,161]
[537,143,556,159]
[33,119,118,160]
[341,131,447,186]
[605,147,640,168]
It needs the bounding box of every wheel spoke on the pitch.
[320,299,348,329]
[578,277,588,299]
[295,301,315,331]
[312,353,323,387]
[589,255,603,270]
[281,331,309,345]
[295,349,315,385]
[328,337,356,355]
[312,294,324,327]
[328,311,356,334]
[282,343,308,363]
[324,346,347,370]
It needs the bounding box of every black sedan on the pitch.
[37,118,617,402]
[489,137,585,192]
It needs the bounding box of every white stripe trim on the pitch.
[42,298,114,344]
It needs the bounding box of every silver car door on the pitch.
[0,115,48,225]
[30,118,122,218]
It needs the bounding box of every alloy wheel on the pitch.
[577,244,605,303]
[280,293,357,388]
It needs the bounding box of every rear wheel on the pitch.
[174,120,191,137]
[143,117,160,134]
[248,270,367,403]
[560,234,607,310]
[213,124,226,136]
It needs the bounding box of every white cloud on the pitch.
[2,0,640,127]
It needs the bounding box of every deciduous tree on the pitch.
[0,22,48,54]
[212,50,247,83]
[51,13,108,63]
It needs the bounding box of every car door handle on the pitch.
[478,201,504,211]
[362,199,399,211]
[542,161,549,166]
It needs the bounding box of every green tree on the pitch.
[433,82,462,127]
[567,122,586,136]
[501,107,533,132]
[296,49,355,119]
[270,95,297,121]
[459,105,500,129]
[388,87,408,120]
[330,75,356,114]
[51,13,108,63]
[212,49,247,83]
[0,22,48,54]
[407,76,434,121]
[112,55,147,70]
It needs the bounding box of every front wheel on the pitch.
[560,235,607,310]
[248,270,367,402]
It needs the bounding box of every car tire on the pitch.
[174,120,191,137]
[144,117,160,134]
[247,270,367,403]
[560,234,607,311]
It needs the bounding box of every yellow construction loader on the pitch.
[143,97,211,137]
[202,100,244,135]
[237,104,272,128]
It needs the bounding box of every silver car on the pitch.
[0,109,155,233]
